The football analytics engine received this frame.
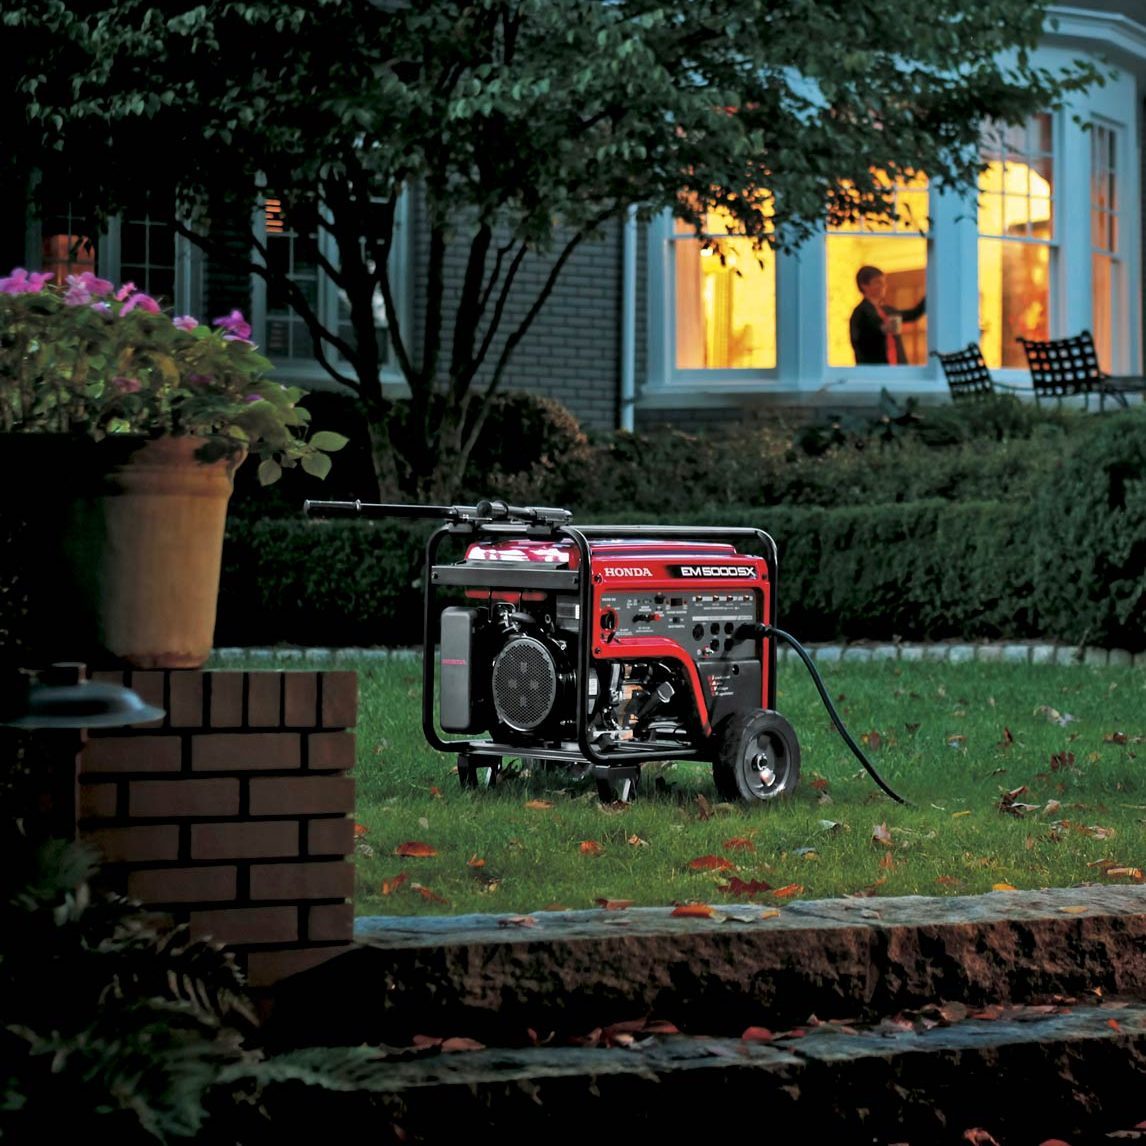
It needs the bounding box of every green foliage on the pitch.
[0,273,347,482]
[1032,410,1146,649]
[0,0,1098,496]
[0,827,402,1142]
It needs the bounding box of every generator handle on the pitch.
[304,498,573,526]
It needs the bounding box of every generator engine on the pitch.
[304,499,802,804]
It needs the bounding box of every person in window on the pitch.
[849,265,926,365]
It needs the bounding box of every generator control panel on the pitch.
[597,591,759,659]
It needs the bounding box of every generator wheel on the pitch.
[713,710,800,802]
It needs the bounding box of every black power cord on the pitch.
[741,623,910,805]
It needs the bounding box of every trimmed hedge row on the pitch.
[217,410,1146,650]
[216,499,1038,648]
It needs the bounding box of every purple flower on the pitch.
[172,315,199,331]
[213,308,252,341]
[63,283,92,307]
[114,282,137,302]
[90,301,111,314]
[120,292,161,315]
[112,376,142,394]
[0,267,52,295]
[185,373,213,387]
[244,394,262,403]
[71,271,114,297]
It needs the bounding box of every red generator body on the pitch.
[416,506,800,803]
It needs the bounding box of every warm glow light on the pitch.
[265,199,285,234]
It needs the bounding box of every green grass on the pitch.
[241,655,1146,916]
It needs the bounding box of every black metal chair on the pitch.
[1016,330,1142,411]
[931,343,1019,403]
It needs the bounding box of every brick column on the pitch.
[76,669,357,989]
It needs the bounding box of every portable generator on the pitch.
[304,498,906,805]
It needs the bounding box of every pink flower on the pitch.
[112,376,142,394]
[71,271,114,297]
[115,282,137,302]
[213,309,252,341]
[172,315,199,331]
[0,268,52,294]
[90,301,111,314]
[63,283,92,307]
[119,292,161,315]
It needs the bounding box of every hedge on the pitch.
[216,499,1039,648]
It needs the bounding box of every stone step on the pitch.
[267,1002,1146,1143]
[268,885,1146,1047]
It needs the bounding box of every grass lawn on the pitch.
[274,655,1146,916]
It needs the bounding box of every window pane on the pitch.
[978,238,1050,368]
[1092,252,1114,373]
[674,238,776,369]
[827,235,928,367]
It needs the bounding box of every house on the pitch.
[6,0,1144,435]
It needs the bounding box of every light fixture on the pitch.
[1,663,165,729]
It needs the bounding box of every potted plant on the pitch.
[0,267,347,669]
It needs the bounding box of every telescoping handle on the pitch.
[303,498,573,526]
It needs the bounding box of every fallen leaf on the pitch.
[579,840,605,856]
[1108,1018,1122,1032]
[861,730,883,751]
[354,822,368,839]
[626,834,649,848]
[694,793,713,820]
[997,727,1015,750]
[758,908,781,920]
[992,882,1018,891]
[410,882,448,905]
[466,854,486,868]
[947,734,967,749]
[772,883,804,898]
[524,800,554,810]
[1043,799,1062,816]
[689,855,735,871]
[380,871,409,896]
[1105,731,1129,744]
[429,785,443,799]
[1105,866,1144,881]
[722,837,756,851]
[595,898,635,910]
[1060,905,1089,914]
[810,778,830,792]
[411,1034,442,1049]
[1087,824,1117,840]
[879,852,895,870]
[1050,751,1076,772]
[818,819,842,833]
[716,877,773,897]
[394,841,438,858]
[963,1130,1001,1146]
[872,822,893,847]
[936,875,961,887]
[671,903,717,918]
[951,810,972,818]
[741,1026,774,1042]
[440,1037,485,1053]
[497,915,536,928]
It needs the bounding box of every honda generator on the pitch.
[304,498,905,805]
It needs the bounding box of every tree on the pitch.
[2,0,1097,498]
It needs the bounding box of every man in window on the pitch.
[849,265,926,365]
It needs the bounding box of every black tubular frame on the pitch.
[420,520,779,769]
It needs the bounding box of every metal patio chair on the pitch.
[931,343,1023,403]
[1016,330,1146,411]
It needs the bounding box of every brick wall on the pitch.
[411,196,622,430]
[77,669,357,989]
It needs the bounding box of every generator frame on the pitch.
[420,516,779,790]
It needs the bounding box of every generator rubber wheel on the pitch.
[712,709,800,802]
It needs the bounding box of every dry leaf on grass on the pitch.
[715,877,773,897]
[872,822,893,847]
[411,882,448,905]
[524,799,554,810]
[466,854,486,868]
[741,1026,774,1042]
[380,872,409,896]
[772,883,804,898]
[394,841,438,857]
[671,903,718,918]
[689,855,735,871]
[991,882,1019,892]
[722,837,756,851]
[595,898,634,911]
[579,840,605,856]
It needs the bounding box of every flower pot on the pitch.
[73,436,245,669]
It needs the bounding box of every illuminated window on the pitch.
[672,207,776,370]
[978,115,1054,368]
[39,204,96,284]
[826,172,929,367]
[1091,123,1120,373]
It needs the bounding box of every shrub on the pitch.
[1032,409,1146,650]
[217,499,1038,647]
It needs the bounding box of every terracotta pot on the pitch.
[75,436,245,669]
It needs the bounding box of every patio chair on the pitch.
[1016,330,1145,411]
[931,343,1021,403]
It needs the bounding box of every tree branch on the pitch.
[448,221,492,397]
